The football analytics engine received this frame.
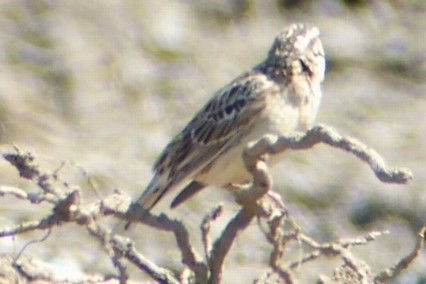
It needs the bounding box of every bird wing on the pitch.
[137,70,280,209]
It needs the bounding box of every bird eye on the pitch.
[299,59,313,76]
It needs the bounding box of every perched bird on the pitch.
[132,23,325,217]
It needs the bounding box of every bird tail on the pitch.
[123,174,171,231]
[136,173,171,210]
[170,181,205,208]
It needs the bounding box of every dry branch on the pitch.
[101,193,208,282]
[244,125,412,185]
[0,125,419,283]
[201,205,224,261]
[374,224,426,283]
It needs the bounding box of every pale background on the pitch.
[0,0,424,283]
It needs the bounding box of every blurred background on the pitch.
[0,0,424,283]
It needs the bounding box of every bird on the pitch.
[129,23,325,221]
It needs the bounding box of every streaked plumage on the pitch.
[134,23,325,212]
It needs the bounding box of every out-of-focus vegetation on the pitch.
[0,0,424,282]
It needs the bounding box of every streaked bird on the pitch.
[129,23,325,224]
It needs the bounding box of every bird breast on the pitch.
[200,90,307,188]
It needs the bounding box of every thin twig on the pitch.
[201,205,223,261]
[287,231,388,269]
[13,229,51,263]
[374,224,426,283]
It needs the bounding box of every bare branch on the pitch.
[288,231,388,269]
[86,221,179,284]
[0,185,29,200]
[249,125,412,184]
[208,204,258,284]
[267,215,295,284]
[12,258,55,282]
[0,218,52,238]
[208,156,273,284]
[374,224,426,283]
[0,185,56,204]
[101,193,208,282]
[201,205,223,261]
[3,147,41,180]
[1,148,183,283]
[0,123,418,283]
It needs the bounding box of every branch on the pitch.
[208,151,274,284]
[374,224,426,283]
[1,148,187,283]
[201,205,223,261]
[0,122,417,283]
[290,231,388,269]
[247,125,412,184]
[86,221,179,284]
[3,148,65,199]
[202,124,413,283]
[101,193,208,282]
